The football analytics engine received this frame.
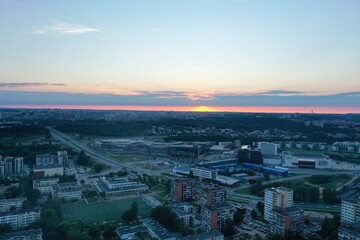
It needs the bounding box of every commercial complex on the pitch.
[95,176,149,196]
[33,178,60,195]
[192,167,218,180]
[257,142,278,156]
[33,164,64,177]
[170,178,195,203]
[281,152,331,169]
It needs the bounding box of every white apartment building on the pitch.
[341,199,360,225]
[0,228,42,240]
[192,167,217,180]
[0,198,26,213]
[0,208,41,230]
[264,187,293,221]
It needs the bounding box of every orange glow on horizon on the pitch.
[0,104,359,114]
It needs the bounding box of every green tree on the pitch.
[0,224,12,234]
[94,164,103,173]
[88,226,101,240]
[234,210,244,224]
[264,172,270,181]
[256,201,264,215]
[251,209,257,220]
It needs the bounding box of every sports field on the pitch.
[62,197,151,224]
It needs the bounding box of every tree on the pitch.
[256,201,264,215]
[323,188,339,203]
[122,201,138,224]
[103,226,116,239]
[94,164,103,173]
[0,224,12,234]
[304,217,311,226]
[251,209,257,220]
[77,150,91,165]
[234,210,244,224]
[88,226,101,240]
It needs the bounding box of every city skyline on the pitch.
[0,0,359,113]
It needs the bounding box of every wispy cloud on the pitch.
[33,22,100,35]
[260,90,307,95]
[0,82,67,87]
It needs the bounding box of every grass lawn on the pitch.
[151,185,169,203]
[62,197,151,224]
[234,187,252,195]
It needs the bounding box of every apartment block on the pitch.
[0,228,43,240]
[170,203,195,227]
[264,187,293,221]
[269,206,304,235]
[202,202,234,231]
[0,198,26,213]
[339,198,360,240]
[0,208,41,230]
[170,178,195,203]
[32,178,60,195]
[0,157,24,176]
[200,186,226,208]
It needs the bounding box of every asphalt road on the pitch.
[49,128,160,176]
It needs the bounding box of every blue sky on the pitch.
[0,0,359,111]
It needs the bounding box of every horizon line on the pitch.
[0,104,359,114]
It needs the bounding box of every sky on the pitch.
[0,0,359,113]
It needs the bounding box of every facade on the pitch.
[200,186,226,208]
[0,157,24,176]
[258,142,278,156]
[339,198,360,240]
[57,151,68,165]
[36,154,57,165]
[170,178,195,203]
[95,176,149,196]
[143,219,176,240]
[0,208,41,230]
[192,167,217,180]
[281,152,331,169]
[0,228,43,240]
[341,198,360,225]
[54,182,82,201]
[338,225,360,240]
[264,187,293,221]
[32,164,64,177]
[202,202,234,231]
[269,206,304,235]
[178,230,224,240]
[0,197,26,213]
[170,203,195,227]
[32,178,59,195]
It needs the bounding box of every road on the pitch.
[50,128,160,176]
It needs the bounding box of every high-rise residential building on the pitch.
[269,206,304,235]
[57,151,68,166]
[200,186,226,208]
[339,198,360,240]
[170,178,195,203]
[36,154,56,165]
[341,198,360,225]
[264,187,293,221]
[202,202,234,231]
[0,157,24,176]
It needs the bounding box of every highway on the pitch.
[49,128,160,176]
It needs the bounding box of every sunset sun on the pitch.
[192,106,218,112]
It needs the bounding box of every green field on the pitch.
[62,197,151,224]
